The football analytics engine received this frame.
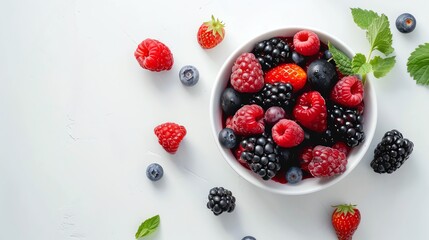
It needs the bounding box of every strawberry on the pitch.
[293,91,327,133]
[230,53,264,93]
[332,204,361,240]
[230,104,265,136]
[271,119,304,148]
[331,76,364,107]
[197,15,225,49]
[265,63,307,92]
[293,30,320,56]
[154,122,187,154]
[134,39,174,72]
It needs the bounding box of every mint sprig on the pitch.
[407,43,429,85]
[329,8,396,83]
[328,42,353,75]
[135,215,160,239]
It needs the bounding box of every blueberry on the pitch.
[179,65,199,86]
[286,167,303,184]
[218,128,237,149]
[146,163,164,181]
[291,51,305,67]
[323,50,333,60]
[242,236,256,240]
[307,59,338,96]
[396,13,416,33]
[220,88,242,116]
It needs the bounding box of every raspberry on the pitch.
[234,144,247,165]
[134,39,173,71]
[293,91,327,133]
[230,105,265,136]
[154,122,186,154]
[299,146,313,171]
[308,146,347,177]
[265,63,307,92]
[225,116,233,129]
[331,76,364,107]
[332,142,350,156]
[230,53,264,93]
[271,119,304,148]
[293,30,320,56]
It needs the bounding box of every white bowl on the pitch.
[209,27,377,195]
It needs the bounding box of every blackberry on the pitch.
[317,129,336,146]
[206,187,236,215]
[252,37,291,71]
[371,130,414,174]
[249,83,295,111]
[327,104,365,147]
[240,134,281,180]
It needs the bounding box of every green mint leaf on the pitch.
[407,43,429,85]
[351,8,380,30]
[352,53,372,75]
[370,56,396,78]
[328,42,353,76]
[366,14,394,55]
[135,215,160,239]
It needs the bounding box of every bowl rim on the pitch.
[209,26,378,195]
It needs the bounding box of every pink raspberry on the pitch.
[230,104,265,136]
[331,76,364,107]
[293,30,320,56]
[308,146,347,177]
[271,119,304,148]
[299,146,313,172]
[293,91,327,133]
[230,53,264,93]
[332,142,350,156]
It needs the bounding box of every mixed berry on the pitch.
[218,30,367,184]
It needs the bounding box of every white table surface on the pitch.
[2,0,429,239]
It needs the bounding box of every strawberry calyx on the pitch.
[204,15,225,38]
[332,204,357,216]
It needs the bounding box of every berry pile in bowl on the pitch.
[210,27,377,195]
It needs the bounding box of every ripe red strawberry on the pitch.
[299,146,313,171]
[332,142,350,156]
[293,91,327,133]
[134,39,173,71]
[332,204,361,240]
[308,145,347,177]
[197,15,225,49]
[265,63,307,92]
[154,122,186,154]
[230,53,264,93]
[271,119,304,148]
[331,76,364,107]
[230,104,265,136]
[293,30,320,56]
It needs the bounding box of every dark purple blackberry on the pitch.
[240,135,281,180]
[206,187,236,215]
[370,130,414,174]
[327,104,365,147]
[249,83,295,111]
[252,37,291,71]
[318,129,336,146]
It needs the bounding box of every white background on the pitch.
[1,0,429,239]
